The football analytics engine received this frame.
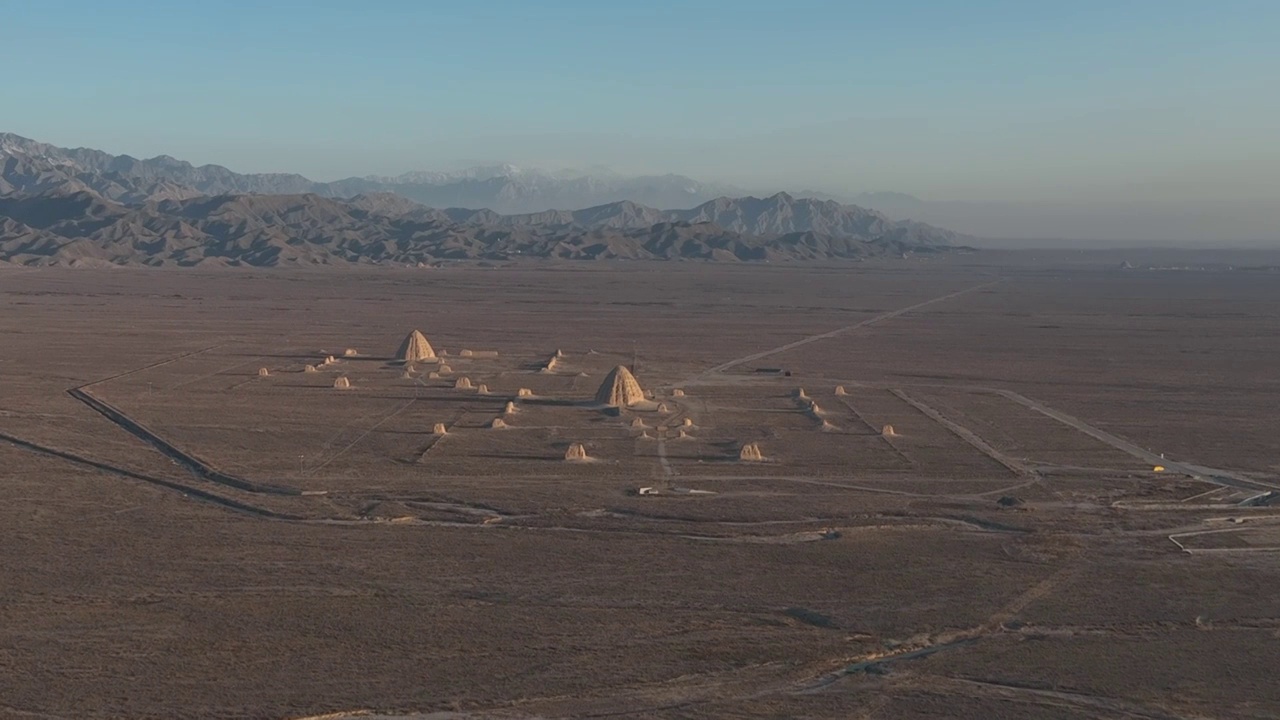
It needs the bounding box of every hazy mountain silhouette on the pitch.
[0,189,964,267]
[0,132,970,266]
[445,193,970,246]
[1,132,741,213]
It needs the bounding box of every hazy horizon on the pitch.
[5,0,1278,243]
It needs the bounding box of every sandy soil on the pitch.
[1,253,1277,718]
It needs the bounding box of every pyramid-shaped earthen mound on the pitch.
[432,423,448,436]
[739,442,764,462]
[454,377,473,390]
[834,386,848,396]
[882,424,898,437]
[257,367,270,377]
[564,443,589,461]
[595,365,645,407]
[333,376,351,389]
[397,330,436,364]
[303,364,318,373]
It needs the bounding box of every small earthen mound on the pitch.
[739,442,764,462]
[672,388,686,397]
[564,443,589,462]
[476,384,490,394]
[997,495,1025,509]
[881,424,898,437]
[555,348,566,358]
[834,385,848,396]
[656,403,670,414]
[324,355,337,365]
[303,364,318,373]
[517,388,534,397]
[257,367,270,377]
[343,348,358,357]
[438,364,453,375]
[333,376,351,389]
[682,418,694,427]
[428,372,441,379]
[432,423,448,436]
[677,429,692,439]
[459,349,474,357]
[489,417,507,429]
[631,417,648,429]
[503,401,517,415]
[794,388,809,400]
[454,377,473,390]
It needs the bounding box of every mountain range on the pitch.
[0,133,971,267]
[0,132,743,213]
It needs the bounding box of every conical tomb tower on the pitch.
[594,365,645,407]
[397,330,436,364]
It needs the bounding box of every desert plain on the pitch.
[2,250,1279,719]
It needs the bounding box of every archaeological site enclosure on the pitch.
[2,252,1278,718]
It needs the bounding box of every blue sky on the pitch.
[5,0,1278,211]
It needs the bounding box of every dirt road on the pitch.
[996,389,1279,494]
[692,280,1002,380]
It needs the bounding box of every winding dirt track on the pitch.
[937,676,1204,720]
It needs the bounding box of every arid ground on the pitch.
[2,251,1279,719]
